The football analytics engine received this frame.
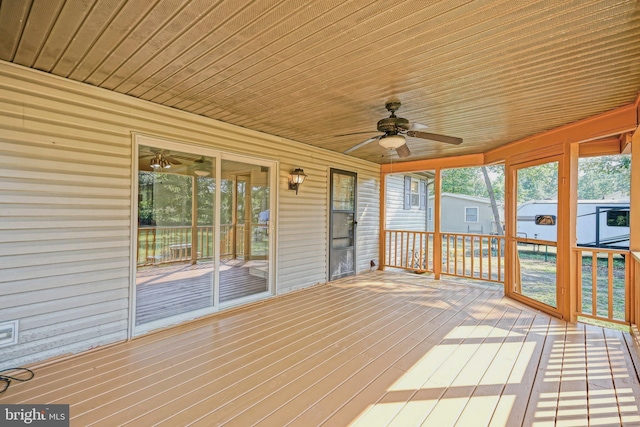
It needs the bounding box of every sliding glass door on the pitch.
[219,158,271,304]
[133,136,274,333]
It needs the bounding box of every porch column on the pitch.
[191,177,198,265]
[433,168,442,280]
[629,124,640,327]
[379,172,386,270]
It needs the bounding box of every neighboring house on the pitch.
[428,193,504,234]
[385,173,431,231]
[385,176,503,236]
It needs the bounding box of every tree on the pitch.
[482,166,503,235]
[578,155,630,200]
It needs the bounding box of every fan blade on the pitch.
[397,122,429,131]
[407,131,462,145]
[164,156,182,165]
[343,135,382,154]
[335,130,379,137]
[395,143,411,158]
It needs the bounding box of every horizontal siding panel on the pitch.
[0,166,130,187]
[0,227,131,243]
[0,122,129,151]
[0,218,131,230]
[0,257,130,283]
[0,324,128,367]
[0,268,129,295]
[0,248,130,269]
[3,278,129,310]
[20,300,126,330]
[0,288,129,322]
[0,180,130,197]
[0,193,130,206]
[0,237,130,257]
[0,139,129,167]
[0,205,129,217]
[18,312,127,344]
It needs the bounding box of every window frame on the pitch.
[464,206,479,223]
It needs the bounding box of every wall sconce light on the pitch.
[288,167,307,195]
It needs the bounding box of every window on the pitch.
[535,215,556,225]
[465,207,479,223]
[403,176,427,210]
[607,210,629,227]
[410,180,420,208]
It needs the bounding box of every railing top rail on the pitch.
[440,232,505,239]
[572,246,630,255]
[139,225,217,229]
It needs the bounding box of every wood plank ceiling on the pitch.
[1,0,639,164]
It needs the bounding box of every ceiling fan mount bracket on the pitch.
[385,101,402,114]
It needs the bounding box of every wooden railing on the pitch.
[574,247,630,325]
[384,230,434,272]
[631,252,640,333]
[441,233,505,283]
[383,230,505,283]
[137,226,214,266]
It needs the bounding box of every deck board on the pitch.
[1,271,639,427]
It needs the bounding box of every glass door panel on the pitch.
[513,160,559,309]
[135,145,215,328]
[330,169,357,280]
[219,159,270,304]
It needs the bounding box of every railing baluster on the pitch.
[462,236,466,276]
[576,249,582,315]
[454,235,458,276]
[592,252,598,317]
[608,252,614,320]
[479,237,484,279]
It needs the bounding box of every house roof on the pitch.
[428,192,503,206]
[1,1,639,164]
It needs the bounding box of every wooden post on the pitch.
[565,141,580,322]
[191,177,198,265]
[379,172,386,270]
[433,168,442,279]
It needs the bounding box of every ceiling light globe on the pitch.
[379,134,405,149]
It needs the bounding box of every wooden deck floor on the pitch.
[2,272,640,426]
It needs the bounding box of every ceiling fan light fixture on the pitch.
[379,134,405,149]
[149,154,162,169]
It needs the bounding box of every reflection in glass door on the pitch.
[135,145,215,328]
[512,159,559,310]
[219,159,271,304]
[330,169,357,280]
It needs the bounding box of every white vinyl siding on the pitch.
[385,174,427,231]
[0,62,380,368]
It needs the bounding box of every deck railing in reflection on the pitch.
[574,247,630,324]
[138,223,268,266]
[137,226,215,266]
